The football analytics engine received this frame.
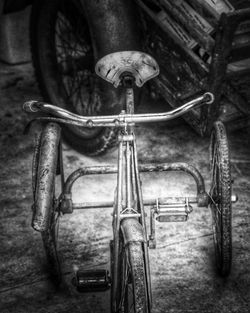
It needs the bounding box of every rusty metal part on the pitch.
[71,196,199,210]
[61,162,208,212]
[111,140,124,306]
[23,93,213,127]
[32,123,61,232]
[132,136,152,309]
[121,218,146,245]
[139,163,208,207]
[149,198,193,248]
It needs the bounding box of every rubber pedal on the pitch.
[73,269,111,292]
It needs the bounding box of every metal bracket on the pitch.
[60,193,73,214]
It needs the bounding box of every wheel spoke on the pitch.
[54,7,95,115]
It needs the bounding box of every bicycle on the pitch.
[24,51,236,312]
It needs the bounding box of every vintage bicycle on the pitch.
[24,51,235,312]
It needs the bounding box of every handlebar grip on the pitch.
[203,92,214,104]
[23,100,42,112]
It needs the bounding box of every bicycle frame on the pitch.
[111,88,152,310]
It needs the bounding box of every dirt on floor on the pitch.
[0,62,250,313]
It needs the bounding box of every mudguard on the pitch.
[121,218,146,245]
[32,123,61,232]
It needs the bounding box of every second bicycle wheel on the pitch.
[113,236,149,312]
[209,121,232,277]
[30,0,138,155]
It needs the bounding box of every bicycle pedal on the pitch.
[156,212,188,222]
[73,269,111,292]
[151,200,193,224]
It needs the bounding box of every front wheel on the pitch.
[209,121,232,277]
[112,236,149,313]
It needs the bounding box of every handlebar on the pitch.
[23,92,214,127]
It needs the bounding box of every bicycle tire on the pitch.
[41,210,61,285]
[113,235,148,313]
[30,0,121,155]
[209,121,232,277]
[32,129,62,284]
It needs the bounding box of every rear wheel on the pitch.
[30,0,122,155]
[209,121,232,276]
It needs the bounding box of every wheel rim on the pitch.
[209,122,232,276]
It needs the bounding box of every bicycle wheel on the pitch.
[41,207,61,284]
[209,121,232,277]
[30,0,122,155]
[32,129,62,284]
[113,235,148,313]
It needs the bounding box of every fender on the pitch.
[32,123,61,232]
[121,218,146,245]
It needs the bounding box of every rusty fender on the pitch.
[121,218,146,245]
[32,123,61,232]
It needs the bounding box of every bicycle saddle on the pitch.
[95,51,159,88]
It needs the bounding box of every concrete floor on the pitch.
[0,62,250,313]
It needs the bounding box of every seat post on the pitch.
[121,74,135,115]
[126,88,134,115]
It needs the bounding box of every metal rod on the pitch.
[126,141,132,209]
[131,144,138,211]
[126,88,134,114]
[132,136,152,308]
[138,163,206,200]
[63,165,117,195]
[32,123,61,232]
[112,139,124,304]
[23,93,213,126]
[72,196,199,210]
[120,213,141,219]
[62,162,207,206]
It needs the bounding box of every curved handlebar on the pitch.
[23,92,214,127]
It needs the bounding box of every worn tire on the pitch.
[112,236,148,313]
[209,121,232,277]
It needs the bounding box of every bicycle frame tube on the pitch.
[111,88,152,311]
